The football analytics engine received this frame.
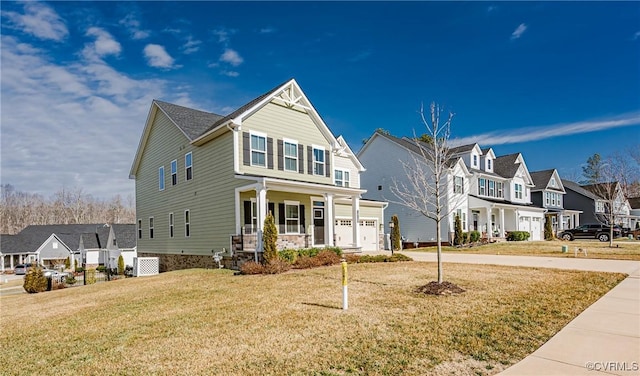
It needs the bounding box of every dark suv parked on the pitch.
[559,224,622,242]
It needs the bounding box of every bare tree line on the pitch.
[0,184,136,235]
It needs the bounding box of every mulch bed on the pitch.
[415,281,465,296]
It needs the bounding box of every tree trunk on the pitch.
[436,218,443,283]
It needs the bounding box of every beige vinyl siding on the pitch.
[240,102,332,184]
[333,155,360,188]
[135,108,242,256]
[335,201,384,223]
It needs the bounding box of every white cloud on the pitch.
[119,14,150,40]
[348,50,372,63]
[182,36,201,54]
[260,27,275,34]
[143,44,178,69]
[633,31,640,40]
[511,23,527,40]
[450,112,640,147]
[0,35,195,199]
[221,70,239,77]
[220,48,243,66]
[212,28,235,44]
[2,2,68,41]
[85,27,121,57]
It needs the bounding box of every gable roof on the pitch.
[450,143,479,155]
[562,179,601,200]
[530,169,565,192]
[110,224,137,248]
[493,153,520,178]
[0,234,23,255]
[154,100,224,141]
[628,197,640,209]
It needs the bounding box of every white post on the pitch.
[486,209,492,240]
[325,193,334,246]
[499,208,505,238]
[256,186,267,262]
[352,196,360,248]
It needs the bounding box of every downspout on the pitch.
[227,120,242,175]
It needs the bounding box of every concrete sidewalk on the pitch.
[395,252,640,375]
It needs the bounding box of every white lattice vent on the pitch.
[134,257,159,277]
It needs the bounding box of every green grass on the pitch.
[414,239,640,260]
[0,263,626,375]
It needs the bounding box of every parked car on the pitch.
[42,269,69,282]
[559,224,622,242]
[14,263,34,275]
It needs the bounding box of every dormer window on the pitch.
[550,178,556,187]
[473,155,478,167]
[487,159,492,170]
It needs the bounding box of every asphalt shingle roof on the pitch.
[493,153,521,178]
[628,197,640,209]
[154,100,224,141]
[529,169,562,191]
[561,179,601,200]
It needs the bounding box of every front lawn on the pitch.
[415,239,640,260]
[0,263,625,375]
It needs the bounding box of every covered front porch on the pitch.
[468,196,546,241]
[232,176,366,260]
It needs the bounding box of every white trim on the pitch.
[334,168,351,187]
[283,139,299,172]
[184,209,191,238]
[169,212,174,238]
[185,152,193,181]
[249,131,267,168]
[171,159,178,186]
[158,166,165,191]
[149,217,154,239]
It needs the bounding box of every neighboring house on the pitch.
[129,79,385,272]
[0,224,136,273]
[358,132,546,245]
[530,169,581,233]
[563,180,639,229]
[629,197,640,228]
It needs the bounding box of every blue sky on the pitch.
[2,1,639,199]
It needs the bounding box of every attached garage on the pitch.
[335,219,379,251]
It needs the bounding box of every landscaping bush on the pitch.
[75,267,84,273]
[278,248,299,264]
[314,250,341,266]
[263,213,278,263]
[469,231,480,243]
[544,216,554,240]
[454,215,463,246]
[64,257,71,269]
[96,265,106,272]
[117,255,125,275]
[65,274,77,285]
[506,231,531,241]
[323,246,343,257]
[388,253,413,262]
[263,259,291,274]
[344,254,360,263]
[350,253,413,263]
[23,267,47,293]
[298,248,321,258]
[390,214,401,252]
[240,261,265,275]
[294,256,323,269]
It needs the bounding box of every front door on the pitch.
[313,201,325,245]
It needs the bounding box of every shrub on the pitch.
[240,261,265,275]
[64,257,71,269]
[469,231,481,243]
[23,267,48,293]
[74,259,78,270]
[65,274,77,285]
[298,248,321,258]
[315,250,341,266]
[263,212,278,263]
[278,248,299,264]
[323,246,343,257]
[454,215,463,246]
[507,231,531,241]
[294,256,322,269]
[263,259,291,274]
[117,255,125,275]
[390,214,401,252]
[344,254,361,263]
[85,269,97,284]
[388,253,413,262]
[544,216,554,240]
[354,253,413,263]
[96,265,106,272]
[75,267,84,273]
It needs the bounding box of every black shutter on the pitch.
[298,144,304,173]
[242,132,250,166]
[268,202,275,217]
[277,139,284,171]
[267,137,274,169]
[278,203,286,233]
[307,146,313,174]
[243,201,251,230]
[325,150,331,178]
[299,204,306,233]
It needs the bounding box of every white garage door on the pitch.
[335,219,378,251]
[530,217,541,240]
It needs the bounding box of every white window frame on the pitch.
[545,192,550,206]
[185,152,193,181]
[312,145,325,176]
[185,210,191,237]
[250,131,267,167]
[497,182,503,198]
[454,176,464,194]
[473,155,478,168]
[159,166,165,191]
[550,178,556,187]
[169,212,174,238]
[334,168,350,187]
[149,217,154,239]
[284,200,300,234]
[171,160,178,186]
[478,178,486,196]
[137,219,142,239]
[487,159,492,170]
[283,138,298,172]
[515,184,523,199]
[488,180,495,197]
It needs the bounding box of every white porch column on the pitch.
[255,185,267,258]
[325,193,334,246]
[1,255,4,273]
[499,208,505,238]
[10,255,14,270]
[19,254,23,264]
[352,196,361,248]
[486,209,492,240]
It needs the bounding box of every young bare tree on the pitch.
[390,102,465,284]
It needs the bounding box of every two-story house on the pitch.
[359,133,546,245]
[563,180,637,229]
[530,169,581,234]
[129,79,385,271]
